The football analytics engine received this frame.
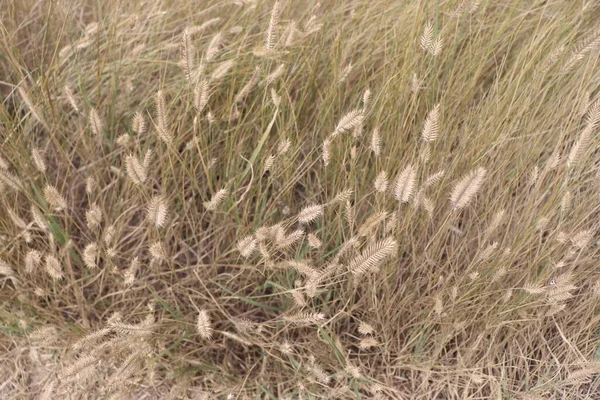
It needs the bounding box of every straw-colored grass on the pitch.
[1,0,600,398]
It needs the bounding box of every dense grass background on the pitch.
[1,0,600,398]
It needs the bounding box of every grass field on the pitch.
[1,0,600,398]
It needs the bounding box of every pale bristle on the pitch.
[154,90,172,144]
[83,243,99,269]
[394,164,417,203]
[196,309,213,339]
[147,195,169,228]
[204,188,228,211]
[348,237,398,276]
[450,167,487,211]
[374,170,389,193]
[44,184,68,211]
[265,1,281,52]
[31,148,47,173]
[421,103,440,142]
[297,204,324,224]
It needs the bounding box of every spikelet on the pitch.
[422,197,435,217]
[234,66,261,104]
[72,328,111,352]
[527,166,539,187]
[386,211,398,234]
[85,203,102,230]
[31,148,46,172]
[204,188,228,211]
[265,1,281,52]
[89,108,103,136]
[277,138,291,155]
[237,235,257,258]
[348,237,398,276]
[85,177,96,195]
[263,154,275,173]
[193,77,210,114]
[545,272,576,305]
[556,231,569,243]
[28,326,58,345]
[420,145,431,163]
[63,85,79,113]
[25,250,42,273]
[132,111,147,135]
[362,87,372,109]
[420,22,442,56]
[125,154,147,185]
[292,281,307,307]
[357,211,388,237]
[374,170,389,193]
[0,170,23,191]
[333,109,364,136]
[394,164,417,203]
[423,170,445,188]
[284,21,297,46]
[567,99,600,167]
[563,366,600,385]
[358,321,375,336]
[277,229,304,249]
[359,337,379,350]
[180,28,195,81]
[147,195,169,228]
[345,201,355,227]
[264,63,286,86]
[560,191,571,213]
[421,104,440,142]
[536,217,550,232]
[298,204,324,224]
[338,63,353,83]
[196,309,213,339]
[44,254,63,280]
[307,356,330,384]
[322,138,332,166]
[288,261,319,279]
[307,233,322,249]
[31,205,47,231]
[283,311,325,326]
[187,18,222,35]
[484,209,505,240]
[116,133,131,147]
[155,90,172,145]
[123,257,139,286]
[332,189,353,204]
[562,28,600,74]
[571,229,594,249]
[420,22,434,52]
[304,11,322,34]
[478,242,498,262]
[44,184,67,211]
[7,207,27,229]
[523,282,545,295]
[39,380,56,400]
[205,32,223,62]
[543,151,560,173]
[270,88,281,107]
[149,242,166,261]
[371,128,381,156]
[450,167,486,211]
[83,243,99,269]
[210,59,235,81]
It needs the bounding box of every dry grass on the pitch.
[1,0,600,398]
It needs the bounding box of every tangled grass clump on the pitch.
[1,0,600,398]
